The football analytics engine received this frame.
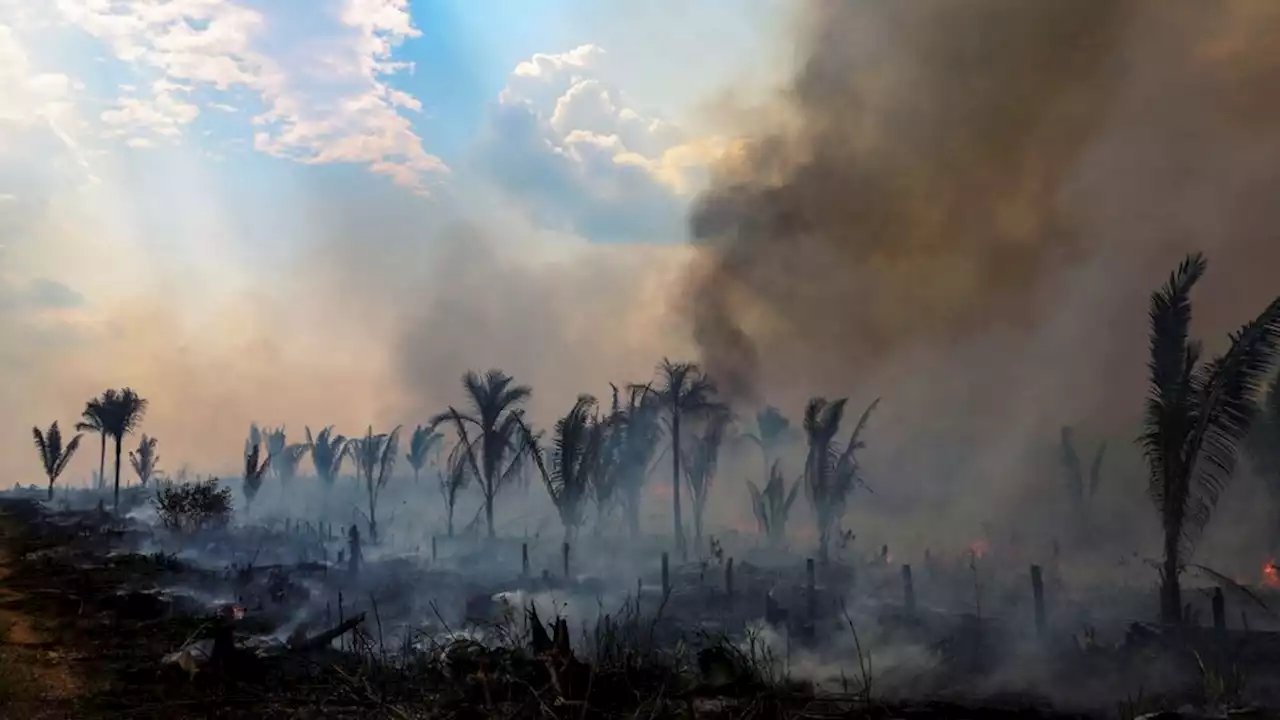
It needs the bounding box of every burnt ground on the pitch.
[0,496,1242,719]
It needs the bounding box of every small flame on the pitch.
[969,539,989,559]
[1263,559,1280,588]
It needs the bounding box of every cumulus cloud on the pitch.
[476,44,727,243]
[30,0,446,191]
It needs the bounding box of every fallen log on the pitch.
[285,612,367,654]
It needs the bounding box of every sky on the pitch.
[0,0,789,485]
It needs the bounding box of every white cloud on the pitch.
[478,44,725,243]
[41,0,445,192]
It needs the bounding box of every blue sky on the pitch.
[0,0,786,481]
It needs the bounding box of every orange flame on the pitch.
[1263,559,1280,588]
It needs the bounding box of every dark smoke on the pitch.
[687,0,1280,412]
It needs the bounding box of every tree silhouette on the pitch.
[242,440,271,511]
[612,382,663,539]
[128,434,160,487]
[348,425,401,543]
[306,425,347,486]
[682,410,729,554]
[431,370,532,539]
[75,397,108,494]
[1060,426,1106,539]
[406,424,443,485]
[525,395,603,542]
[1245,373,1280,552]
[804,397,878,565]
[741,406,795,480]
[1139,252,1280,625]
[262,427,290,482]
[274,443,309,486]
[645,359,719,560]
[748,461,802,547]
[98,388,148,512]
[439,438,470,538]
[32,421,82,500]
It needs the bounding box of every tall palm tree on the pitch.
[1139,252,1280,625]
[440,438,471,538]
[431,369,532,539]
[804,396,878,565]
[682,410,729,555]
[646,359,719,560]
[748,461,802,547]
[128,434,160,487]
[406,424,443,485]
[348,425,402,543]
[613,382,664,539]
[31,422,83,500]
[525,395,604,542]
[76,394,111,494]
[262,426,289,480]
[98,388,148,512]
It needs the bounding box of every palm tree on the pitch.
[98,388,148,512]
[347,425,402,543]
[76,394,111,495]
[431,370,532,539]
[262,426,289,481]
[742,406,794,479]
[31,422,83,500]
[1139,252,1280,625]
[748,461,802,547]
[682,410,729,554]
[525,395,603,542]
[306,425,347,486]
[242,440,271,511]
[804,396,879,565]
[1060,426,1106,537]
[275,443,309,486]
[406,424,444,485]
[440,438,471,538]
[646,359,719,560]
[613,382,664,539]
[128,434,160,487]
[1246,373,1280,552]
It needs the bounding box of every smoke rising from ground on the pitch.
[686,0,1280,556]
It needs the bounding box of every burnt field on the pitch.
[2,491,1280,719]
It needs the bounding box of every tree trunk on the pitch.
[692,503,703,557]
[672,413,685,560]
[447,502,455,538]
[113,435,123,513]
[97,433,106,491]
[818,530,830,566]
[625,491,641,539]
[485,492,496,539]
[1160,526,1182,625]
[47,480,54,502]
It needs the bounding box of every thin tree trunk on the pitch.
[47,480,54,502]
[1160,526,1182,625]
[98,433,106,491]
[692,502,703,556]
[113,436,122,513]
[447,501,455,538]
[625,490,641,539]
[672,413,685,560]
[485,490,496,539]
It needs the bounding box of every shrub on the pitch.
[154,477,233,532]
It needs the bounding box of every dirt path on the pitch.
[0,504,85,717]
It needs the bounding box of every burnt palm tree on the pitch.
[98,388,148,512]
[306,425,347,486]
[440,438,471,538]
[525,395,604,542]
[804,396,879,565]
[76,394,111,493]
[32,422,82,500]
[262,426,290,481]
[243,440,271,511]
[431,370,532,539]
[348,425,402,543]
[645,359,719,560]
[406,424,444,485]
[1139,252,1280,625]
[128,434,159,487]
[748,461,802,547]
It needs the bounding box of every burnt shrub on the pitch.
[154,477,233,532]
